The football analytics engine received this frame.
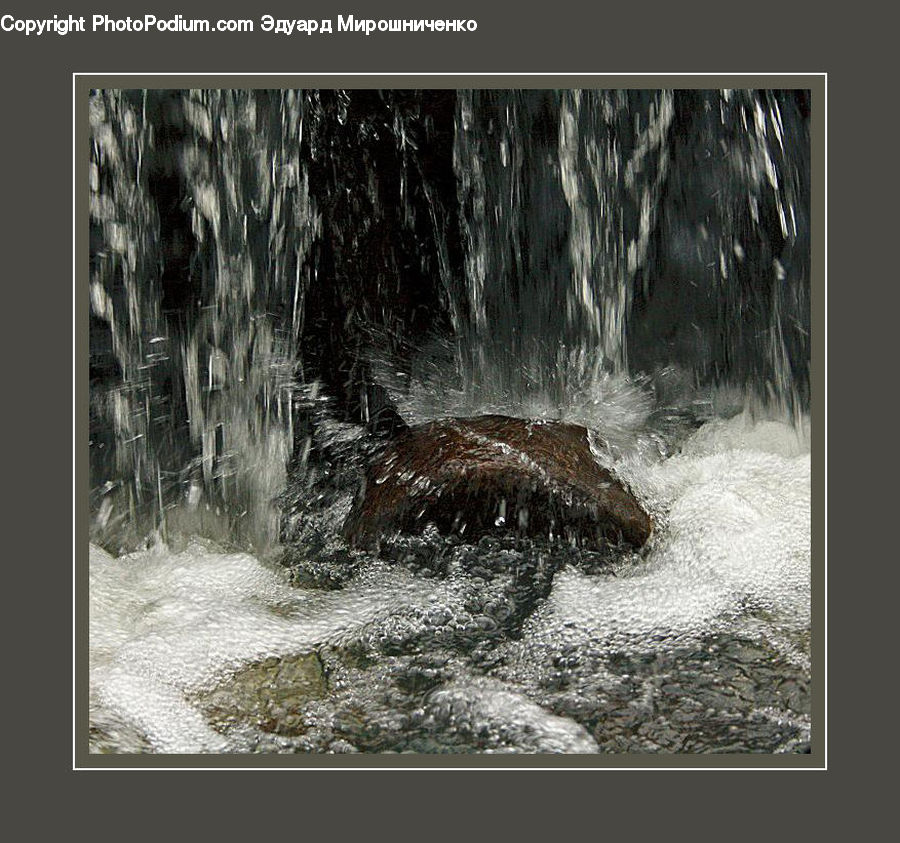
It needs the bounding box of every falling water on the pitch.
[88,88,812,755]
[453,90,672,392]
[449,88,808,423]
[90,90,318,553]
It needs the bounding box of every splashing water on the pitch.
[89,409,810,754]
[90,90,317,553]
[88,88,811,755]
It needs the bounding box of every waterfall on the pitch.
[89,88,810,552]
[90,90,318,553]
[87,87,813,755]
[452,88,808,419]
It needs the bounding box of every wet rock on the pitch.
[194,652,327,739]
[343,415,652,550]
[89,720,154,755]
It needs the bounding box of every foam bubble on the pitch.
[89,540,441,752]
[522,414,811,652]
[89,413,811,753]
[424,677,599,753]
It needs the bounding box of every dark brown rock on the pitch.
[343,415,652,550]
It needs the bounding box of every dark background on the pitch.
[1,0,887,833]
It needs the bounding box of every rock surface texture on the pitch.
[343,415,652,550]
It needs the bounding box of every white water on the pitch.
[89,541,450,752]
[89,411,810,754]
[88,89,810,754]
[523,412,809,650]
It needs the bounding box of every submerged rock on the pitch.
[343,415,652,550]
[195,652,327,739]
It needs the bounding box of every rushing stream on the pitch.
[88,88,811,755]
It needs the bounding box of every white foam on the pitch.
[89,413,811,753]
[523,413,811,651]
[424,677,599,753]
[89,540,441,753]
[678,412,810,460]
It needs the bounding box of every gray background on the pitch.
[1,0,882,829]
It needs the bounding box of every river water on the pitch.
[88,88,812,755]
